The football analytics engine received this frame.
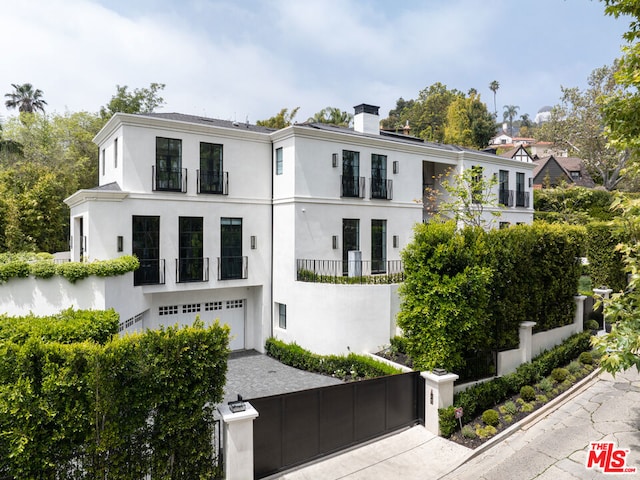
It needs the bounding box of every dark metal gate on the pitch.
[250,371,424,479]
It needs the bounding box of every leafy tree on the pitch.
[100,83,166,120]
[489,80,500,118]
[307,107,352,127]
[256,107,299,129]
[443,92,495,149]
[538,64,631,190]
[4,83,47,113]
[502,105,519,136]
[431,166,501,228]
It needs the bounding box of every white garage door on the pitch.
[219,299,245,351]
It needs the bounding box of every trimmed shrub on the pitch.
[579,351,594,365]
[551,368,569,382]
[520,385,536,402]
[584,319,600,331]
[585,222,628,292]
[537,377,554,393]
[461,425,477,438]
[482,409,500,427]
[438,406,457,438]
[567,360,582,374]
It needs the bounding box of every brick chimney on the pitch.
[353,104,380,135]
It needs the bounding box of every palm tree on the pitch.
[5,83,48,113]
[308,107,352,127]
[503,104,519,136]
[489,81,499,118]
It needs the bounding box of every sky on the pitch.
[0,0,632,125]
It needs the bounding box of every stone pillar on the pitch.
[218,402,259,480]
[574,295,586,334]
[593,288,613,331]
[422,371,459,435]
[519,321,536,364]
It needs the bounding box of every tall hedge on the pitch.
[398,221,586,371]
[0,311,229,480]
[585,221,628,292]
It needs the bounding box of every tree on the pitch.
[256,107,299,129]
[502,105,519,136]
[4,83,47,113]
[430,166,502,229]
[443,92,495,149]
[538,64,631,190]
[307,107,352,127]
[100,83,166,119]
[489,80,500,118]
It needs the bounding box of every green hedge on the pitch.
[0,254,139,284]
[265,337,401,379]
[585,221,627,292]
[0,312,229,479]
[533,187,617,223]
[439,332,591,434]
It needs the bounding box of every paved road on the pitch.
[442,367,640,480]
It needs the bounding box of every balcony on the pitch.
[134,258,165,286]
[197,170,228,195]
[176,257,209,283]
[218,256,248,280]
[297,259,404,284]
[153,166,187,192]
[499,189,514,207]
[516,191,530,208]
[341,176,365,198]
[370,178,393,200]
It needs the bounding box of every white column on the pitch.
[519,321,536,364]
[218,403,259,480]
[593,288,613,332]
[574,295,586,334]
[422,371,459,435]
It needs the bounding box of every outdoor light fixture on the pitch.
[332,153,339,167]
[228,394,246,413]
[117,236,123,252]
[251,235,257,249]
[332,235,338,249]
[433,368,448,376]
[393,235,399,248]
[393,161,399,174]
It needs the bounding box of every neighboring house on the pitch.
[489,134,535,148]
[58,103,535,355]
[532,155,595,189]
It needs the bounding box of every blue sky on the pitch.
[0,0,631,124]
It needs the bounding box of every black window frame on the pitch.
[178,216,204,283]
[199,142,225,194]
[132,215,160,286]
[371,154,388,199]
[371,219,387,274]
[155,137,183,191]
[341,150,361,197]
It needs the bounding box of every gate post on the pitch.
[421,371,458,435]
[218,402,259,480]
[574,295,586,334]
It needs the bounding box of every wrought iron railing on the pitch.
[152,166,187,192]
[516,190,530,208]
[197,170,228,195]
[175,257,209,283]
[341,175,366,198]
[134,258,165,286]
[499,189,514,207]
[297,259,404,284]
[218,256,248,280]
[370,178,393,200]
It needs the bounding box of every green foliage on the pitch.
[551,368,569,382]
[0,313,229,479]
[537,377,554,392]
[502,400,517,415]
[584,319,600,331]
[438,406,458,438]
[461,424,477,438]
[307,107,353,127]
[519,385,536,401]
[475,424,497,438]
[264,337,401,379]
[585,221,628,291]
[519,402,534,413]
[100,83,166,119]
[579,351,594,365]
[481,409,499,426]
[256,107,300,129]
[390,335,408,355]
[567,360,583,374]
[297,268,404,285]
[534,187,617,223]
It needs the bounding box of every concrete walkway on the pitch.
[272,367,640,480]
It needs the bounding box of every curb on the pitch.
[440,366,602,478]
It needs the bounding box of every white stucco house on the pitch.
[60,103,534,355]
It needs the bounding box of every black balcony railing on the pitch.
[499,189,514,207]
[197,170,228,195]
[176,257,209,283]
[134,258,165,286]
[153,166,187,192]
[341,176,366,198]
[516,191,530,208]
[297,259,404,284]
[370,178,393,200]
[218,256,248,280]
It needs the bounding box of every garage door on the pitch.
[218,299,245,351]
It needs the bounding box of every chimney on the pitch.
[403,120,411,135]
[353,104,380,135]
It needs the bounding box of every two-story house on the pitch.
[64,104,535,355]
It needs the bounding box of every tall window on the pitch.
[371,219,387,274]
[371,154,388,199]
[178,217,203,282]
[342,218,360,275]
[342,150,360,197]
[221,218,243,280]
[155,137,182,191]
[499,170,510,206]
[275,147,283,175]
[278,303,287,329]
[132,216,160,286]
[199,142,224,194]
[516,172,526,207]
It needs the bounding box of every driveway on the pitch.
[222,350,343,404]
